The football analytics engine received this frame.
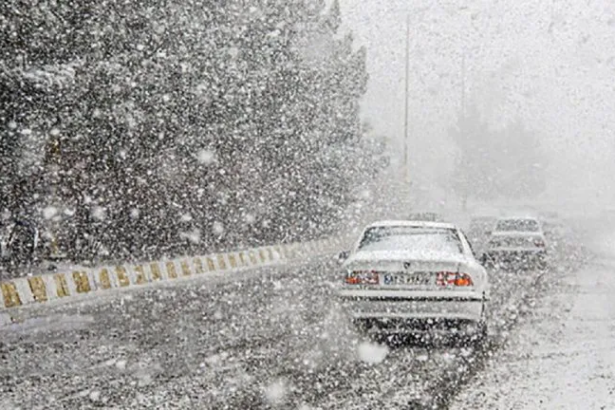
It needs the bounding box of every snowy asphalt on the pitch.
[450,225,615,409]
[0,228,586,410]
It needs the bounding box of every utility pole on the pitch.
[403,13,410,185]
[460,51,468,211]
[461,51,466,118]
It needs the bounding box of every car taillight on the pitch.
[436,272,474,287]
[454,274,474,287]
[345,270,379,285]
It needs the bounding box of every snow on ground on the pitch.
[451,230,615,410]
[0,214,587,409]
[0,314,95,336]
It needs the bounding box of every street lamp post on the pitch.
[403,13,410,185]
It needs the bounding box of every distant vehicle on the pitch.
[407,212,440,222]
[337,220,489,345]
[481,216,547,270]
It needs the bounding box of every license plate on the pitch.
[382,272,432,286]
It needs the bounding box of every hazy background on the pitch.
[341,0,615,208]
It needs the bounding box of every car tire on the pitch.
[481,254,494,268]
[470,321,488,348]
[537,257,548,271]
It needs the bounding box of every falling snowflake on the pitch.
[89,391,101,402]
[358,189,371,200]
[213,221,224,235]
[357,342,388,365]
[115,360,127,371]
[263,379,287,406]
[91,206,106,221]
[180,229,201,244]
[42,206,58,220]
[196,149,217,165]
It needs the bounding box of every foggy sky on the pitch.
[341,0,615,205]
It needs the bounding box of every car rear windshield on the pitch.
[358,226,463,253]
[490,236,542,247]
[495,219,540,232]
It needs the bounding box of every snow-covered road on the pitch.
[452,226,615,410]
[0,222,586,409]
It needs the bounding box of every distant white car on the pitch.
[338,220,489,344]
[481,216,548,269]
[407,212,440,222]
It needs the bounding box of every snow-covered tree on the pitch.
[0,0,382,262]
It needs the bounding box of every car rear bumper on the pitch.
[484,249,546,264]
[338,289,485,334]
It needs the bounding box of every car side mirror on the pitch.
[337,250,350,263]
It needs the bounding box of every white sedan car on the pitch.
[338,221,489,343]
[481,216,548,269]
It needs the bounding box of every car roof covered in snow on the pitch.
[366,220,457,230]
[496,215,540,222]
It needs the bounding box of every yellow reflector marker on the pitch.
[217,255,227,270]
[228,254,237,268]
[54,274,70,298]
[249,251,257,265]
[166,262,178,279]
[116,266,130,287]
[206,258,215,271]
[181,260,191,276]
[28,276,48,302]
[72,271,91,293]
[194,258,204,274]
[150,263,162,281]
[239,252,247,266]
[1,282,22,308]
[99,268,111,290]
[135,266,147,284]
